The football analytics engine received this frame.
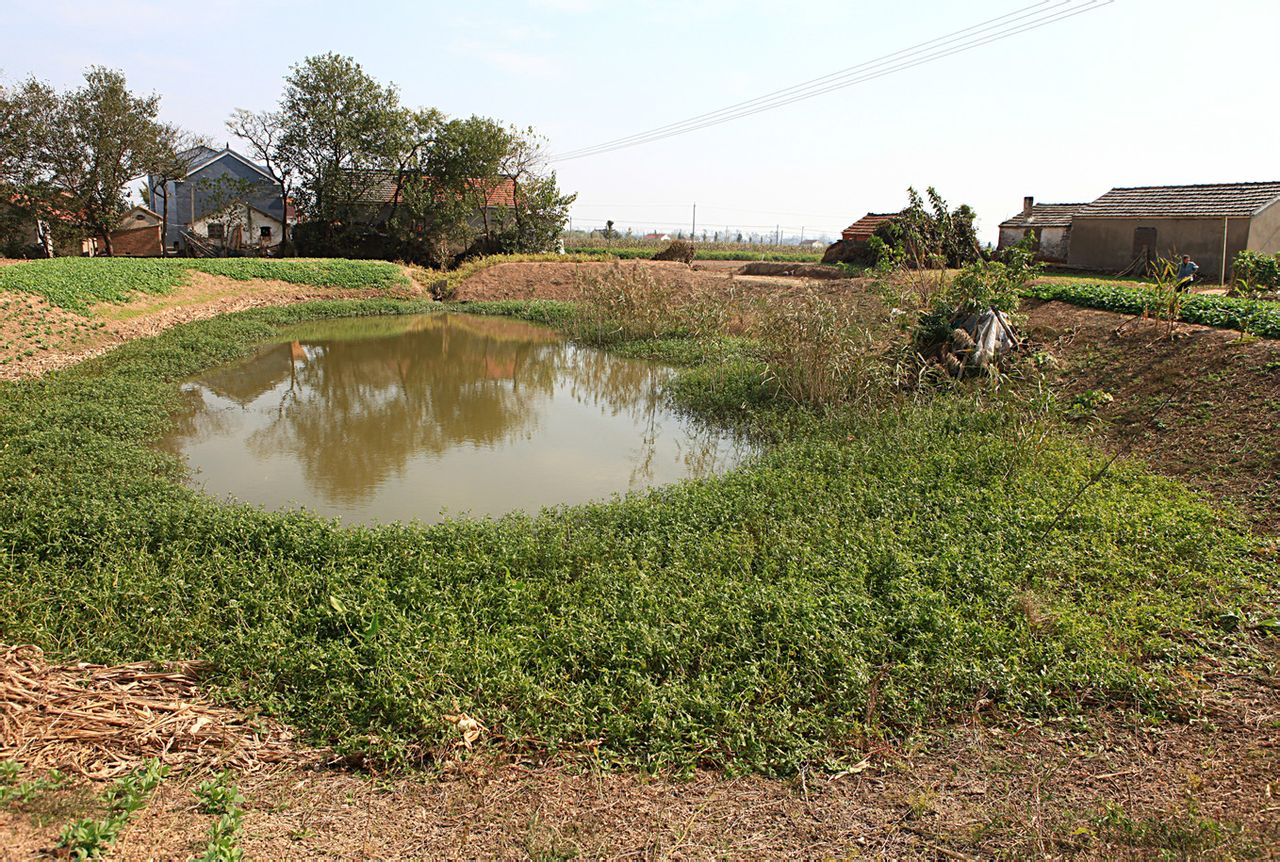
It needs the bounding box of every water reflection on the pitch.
[162,313,748,524]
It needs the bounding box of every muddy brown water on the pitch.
[161,313,749,525]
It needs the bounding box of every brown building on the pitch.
[840,212,898,242]
[996,197,1086,263]
[1065,182,1280,282]
[108,206,164,257]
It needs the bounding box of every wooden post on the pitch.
[1220,216,1228,285]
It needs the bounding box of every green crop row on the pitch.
[1024,281,1280,339]
[0,257,408,313]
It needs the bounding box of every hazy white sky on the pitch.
[2,0,1277,242]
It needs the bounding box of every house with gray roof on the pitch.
[997,196,1087,263]
[1065,181,1280,282]
[147,145,286,253]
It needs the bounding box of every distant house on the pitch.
[997,197,1086,263]
[108,206,164,257]
[0,194,96,257]
[352,172,517,229]
[840,213,898,243]
[1066,182,1280,282]
[148,145,286,253]
[642,232,671,242]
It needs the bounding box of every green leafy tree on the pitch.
[0,76,60,255]
[277,53,415,247]
[392,117,571,264]
[43,68,167,256]
[493,171,574,254]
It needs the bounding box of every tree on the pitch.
[494,125,574,253]
[493,172,574,254]
[42,67,167,256]
[146,124,211,255]
[277,53,413,247]
[423,116,509,247]
[227,109,294,254]
[1,76,63,256]
[391,116,570,264]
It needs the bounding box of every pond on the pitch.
[161,313,749,525]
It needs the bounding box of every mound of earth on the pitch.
[1024,299,1280,533]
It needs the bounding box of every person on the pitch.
[1176,254,1199,289]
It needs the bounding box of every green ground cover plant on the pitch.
[0,761,67,809]
[0,283,1271,776]
[1024,280,1280,339]
[193,771,246,862]
[0,257,408,312]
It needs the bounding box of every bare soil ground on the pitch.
[2,261,1277,859]
[451,260,870,305]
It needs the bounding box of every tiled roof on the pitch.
[840,212,898,242]
[999,203,1087,229]
[353,172,517,207]
[1075,182,1280,219]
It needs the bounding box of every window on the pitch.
[260,226,273,239]
[134,213,147,221]
[206,223,225,239]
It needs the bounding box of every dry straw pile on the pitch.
[0,644,302,779]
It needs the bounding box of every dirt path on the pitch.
[450,260,873,304]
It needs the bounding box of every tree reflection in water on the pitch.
[164,313,748,524]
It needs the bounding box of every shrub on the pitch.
[753,289,890,407]
[1232,250,1280,289]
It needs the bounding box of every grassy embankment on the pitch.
[0,257,408,313]
[0,259,1273,776]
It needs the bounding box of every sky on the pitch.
[2,0,1277,243]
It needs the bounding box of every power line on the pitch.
[552,0,1103,160]
[551,0,1111,162]
[554,0,1054,160]
[571,202,856,220]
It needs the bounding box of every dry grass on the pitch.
[0,645,305,781]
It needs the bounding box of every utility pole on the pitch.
[691,203,696,239]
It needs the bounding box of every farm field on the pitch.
[565,244,827,262]
[0,257,1277,859]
